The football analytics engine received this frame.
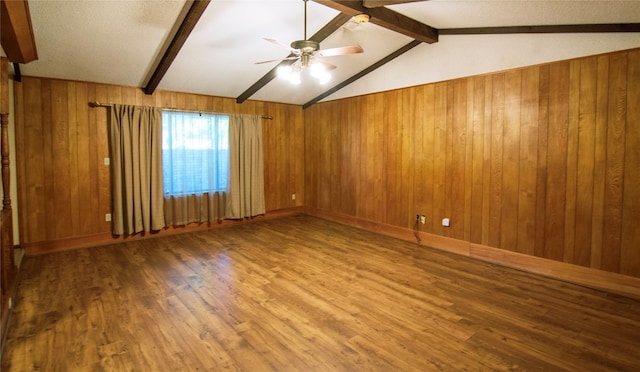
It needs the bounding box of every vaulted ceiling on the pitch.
[2,0,639,107]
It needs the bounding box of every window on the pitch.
[162,111,229,196]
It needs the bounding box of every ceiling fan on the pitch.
[255,0,364,84]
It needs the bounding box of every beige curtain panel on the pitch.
[226,114,266,219]
[164,192,227,227]
[109,104,165,235]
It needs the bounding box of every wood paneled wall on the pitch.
[305,48,640,278]
[13,78,304,249]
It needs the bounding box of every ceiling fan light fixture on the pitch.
[277,63,302,85]
[289,70,302,85]
[317,71,331,84]
[277,65,293,79]
[309,62,326,76]
[310,62,331,84]
[354,13,370,24]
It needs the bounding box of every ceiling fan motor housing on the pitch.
[291,40,320,53]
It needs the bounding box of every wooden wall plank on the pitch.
[574,57,598,267]
[517,67,539,256]
[500,70,521,251]
[419,85,435,231]
[361,93,386,222]
[304,106,319,211]
[534,65,549,258]
[543,61,569,262]
[335,102,347,214]
[601,52,627,272]
[329,102,340,213]
[621,49,640,277]
[86,83,101,234]
[318,102,334,212]
[469,76,486,245]
[17,78,43,243]
[276,102,288,210]
[67,81,80,236]
[74,82,93,236]
[51,79,73,239]
[412,86,426,229]
[563,60,581,263]
[463,80,474,243]
[94,84,111,231]
[384,90,401,226]
[480,76,493,246]
[432,82,448,236]
[443,82,454,237]
[488,73,504,248]
[263,102,275,211]
[41,79,54,241]
[450,80,467,240]
[590,55,610,271]
[341,99,358,216]
[400,89,415,228]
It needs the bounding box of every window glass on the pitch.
[162,111,229,196]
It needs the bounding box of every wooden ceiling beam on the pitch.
[440,23,640,35]
[303,39,421,109]
[362,0,428,8]
[0,0,38,64]
[312,0,438,44]
[236,12,352,104]
[143,0,211,95]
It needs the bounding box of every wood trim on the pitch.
[0,57,15,339]
[24,207,305,256]
[0,114,13,295]
[440,23,640,35]
[0,58,7,113]
[0,0,38,63]
[11,63,21,83]
[305,207,640,300]
[469,243,640,301]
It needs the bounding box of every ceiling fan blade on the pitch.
[316,45,364,57]
[263,38,295,52]
[313,59,337,71]
[255,56,299,65]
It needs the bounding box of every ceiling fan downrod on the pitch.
[291,0,319,53]
[304,0,308,40]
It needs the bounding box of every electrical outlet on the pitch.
[442,218,450,227]
[104,157,110,166]
[291,193,296,200]
[420,215,426,224]
[105,213,112,222]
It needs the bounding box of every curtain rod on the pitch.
[88,101,273,120]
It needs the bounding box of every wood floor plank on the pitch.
[3,215,640,371]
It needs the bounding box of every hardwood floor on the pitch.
[2,215,639,371]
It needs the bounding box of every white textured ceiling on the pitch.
[15,0,640,106]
